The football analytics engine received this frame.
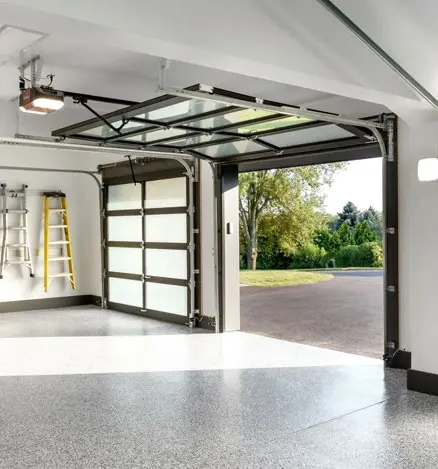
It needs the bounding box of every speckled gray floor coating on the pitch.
[0,306,208,338]
[1,307,437,468]
[1,365,438,468]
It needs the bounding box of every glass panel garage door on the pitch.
[105,176,192,324]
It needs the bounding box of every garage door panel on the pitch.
[145,282,187,317]
[145,248,187,280]
[107,183,142,210]
[145,214,187,244]
[108,247,143,275]
[145,177,186,208]
[108,216,142,242]
[108,277,143,307]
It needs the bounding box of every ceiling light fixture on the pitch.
[418,158,438,182]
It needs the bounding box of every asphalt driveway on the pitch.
[240,270,383,359]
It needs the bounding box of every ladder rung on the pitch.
[49,209,66,213]
[4,210,27,214]
[49,273,73,278]
[49,225,68,228]
[7,243,28,247]
[7,260,30,265]
[48,257,72,262]
[9,226,27,230]
[48,241,70,245]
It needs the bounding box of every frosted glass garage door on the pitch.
[105,173,192,321]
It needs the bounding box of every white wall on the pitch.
[0,146,106,302]
[398,119,438,374]
[0,101,126,302]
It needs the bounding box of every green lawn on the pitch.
[240,270,333,287]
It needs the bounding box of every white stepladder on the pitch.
[0,183,35,279]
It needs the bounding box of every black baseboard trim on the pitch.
[90,295,102,307]
[0,295,93,313]
[407,369,438,396]
[387,350,412,370]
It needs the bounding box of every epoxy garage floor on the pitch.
[1,306,438,468]
[241,270,384,358]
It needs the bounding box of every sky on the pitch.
[323,158,382,215]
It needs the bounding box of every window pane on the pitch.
[125,127,188,143]
[146,249,187,280]
[109,278,142,307]
[146,282,187,316]
[108,247,142,274]
[165,133,228,147]
[108,216,142,242]
[238,116,311,134]
[262,124,354,147]
[145,214,187,243]
[197,140,265,158]
[186,109,276,129]
[147,99,228,123]
[145,177,186,208]
[107,184,141,210]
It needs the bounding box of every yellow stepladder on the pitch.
[43,192,76,292]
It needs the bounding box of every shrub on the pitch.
[335,245,360,268]
[357,242,383,267]
[289,244,327,269]
[256,237,290,270]
[327,258,336,268]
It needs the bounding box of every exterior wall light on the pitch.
[418,158,438,182]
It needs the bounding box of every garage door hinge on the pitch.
[386,285,396,293]
[385,119,395,163]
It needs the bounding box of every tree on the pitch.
[314,228,332,252]
[360,206,383,241]
[239,164,345,270]
[336,201,360,230]
[354,220,378,245]
[329,230,342,254]
[337,220,354,246]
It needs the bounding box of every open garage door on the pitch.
[101,158,198,326]
[50,84,399,362]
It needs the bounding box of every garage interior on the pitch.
[1,1,438,468]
